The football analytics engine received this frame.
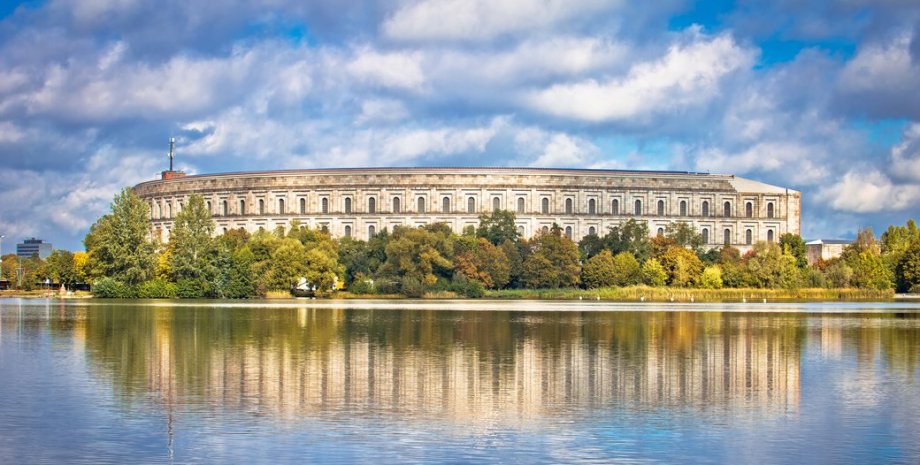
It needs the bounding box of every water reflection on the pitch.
[27,304,819,422]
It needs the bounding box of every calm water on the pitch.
[2,299,920,464]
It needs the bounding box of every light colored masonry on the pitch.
[133,167,801,252]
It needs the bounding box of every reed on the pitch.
[484,286,894,302]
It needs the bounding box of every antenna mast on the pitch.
[168,137,176,172]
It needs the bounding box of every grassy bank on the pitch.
[484,286,895,302]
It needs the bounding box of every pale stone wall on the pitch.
[133,167,802,252]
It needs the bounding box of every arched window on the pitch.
[167,202,173,218]
[278,198,285,214]
[657,200,665,216]
[657,227,664,236]
[239,199,246,215]
[542,225,549,234]
[154,202,160,219]
[344,225,352,238]
[300,198,306,214]
[724,201,732,217]
[393,197,401,213]
[702,228,709,244]
[222,200,228,216]
[565,198,573,214]
[517,197,525,214]
[222,227,227,234]
[634,199,642,215]
[541,198,549,214]
[259,199,265,215]
[206,201,212,213]
[588,226,596,235]
[588,199,596,215]
[344,197,352,214]
[767,202,774,218]
[724,229,731,245]
[417,197,426,213]
[745,229,753,245]
[702,200,709,217]
[368,197,376,214]
[767,229,775,242]
[517,225,525,236]
[492,197,501,211]
[745,201,753,218]
[321,198,329,214]
[565,226,573,239]
[467,197,476,213]
[442,196,451,213]
[368,225,376,237]
[680,200,687,216]
[611,199,619,215]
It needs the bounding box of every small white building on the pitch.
[805,239,850,265]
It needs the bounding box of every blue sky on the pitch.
[1,0,920,251]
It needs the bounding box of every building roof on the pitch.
[805,239,851,245]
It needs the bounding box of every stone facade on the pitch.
[133,167,801,251]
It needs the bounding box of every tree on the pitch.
[169,194,216,282]
[658,246,704,287]
[610,252,641,287]
[578,233,606,259]
[640,258,667,287]
[477,210,519,245]
[500,240,524,288]
[882,220,920,291]
[454,238,510,289]
[823,258,853,288]
[45,250,78,288]
[606,219,650,261]
[85,188,156,285]
[665,222,704,253]
[779,233,807,268]
[699,266,723,289]
[379,225,454,288]
[841,229,893,290]
[582,250,617,289]
[897,239,920,292]
[521,227,581,288]
[745,242,801,289]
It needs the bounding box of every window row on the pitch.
[153,196,778,219]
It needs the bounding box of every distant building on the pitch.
[17,237,52,259]
[805,239,849,265]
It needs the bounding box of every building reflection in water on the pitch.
[47,305,826,423]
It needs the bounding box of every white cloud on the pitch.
[382,0,621,42]
[512,126,599,167]
[355,99,410,125]
[347,48,425,90]
[890,123,920,182]
[815,169,920,213]
[527,32,754,122]
[693,141,831,186]
[839,34,914,93]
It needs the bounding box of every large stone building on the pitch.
[133,167,800,251]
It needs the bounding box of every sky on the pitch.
[1,0,920,251]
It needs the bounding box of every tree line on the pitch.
[7,188,920,297]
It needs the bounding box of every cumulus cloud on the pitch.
[527,31,755,122]
[891,123,920,181]
[382,0,621,42]
[347,48,426,90]
[815,170,920,213]
[837,33,920,118]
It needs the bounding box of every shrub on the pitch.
[400,276,428,298]
[449,274,485,298]
[699,266,723,289]
[640,259,667,287]
[91,277,136,298]
[176,278,209,299]
[582,250,617,289]
[137,279,178,299]
[349,278,376,295]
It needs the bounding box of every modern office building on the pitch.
[16,237,52,259]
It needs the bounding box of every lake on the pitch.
[1,299,919,464]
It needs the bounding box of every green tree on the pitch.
[85,188,156,285]
[658,246,704,287]
[640,258,667,287]
[699,265,723,289]
[823,259,853,288]
[897,239,920,292]
[779,233,807,268]
[882,220,920,291]
[578,233,606,259]
[745,242,801,289]
[610,252,642,286]
[606,219,650,261]
[169,194,216,282]
[378,225,454,289]
[581,250,617,289]
[847,250,893,290]
[664,221,704,253]
[45,250,78,288]
[521,227,581,288]
[477,210,519,245]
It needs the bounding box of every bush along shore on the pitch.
[6,188,920,301]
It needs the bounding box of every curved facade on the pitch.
[133,167,801,251]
